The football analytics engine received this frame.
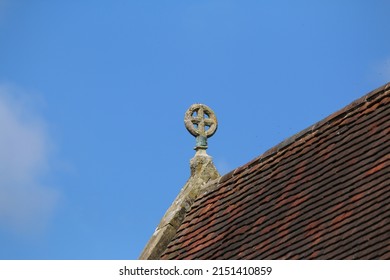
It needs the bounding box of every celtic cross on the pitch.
[184,104,218,151]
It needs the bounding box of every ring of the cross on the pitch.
[184,104,218,138]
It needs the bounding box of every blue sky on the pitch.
[0,1,389,259]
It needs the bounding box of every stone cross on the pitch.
[184,104,218,151]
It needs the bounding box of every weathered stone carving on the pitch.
[184,104,218,150]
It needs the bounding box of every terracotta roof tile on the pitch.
[161,83,390,259]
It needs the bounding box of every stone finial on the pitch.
[139,103,220,260]
[184,104,218,152]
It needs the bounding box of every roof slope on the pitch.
[161,83,390,259]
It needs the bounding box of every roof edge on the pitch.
[220,81,390,184]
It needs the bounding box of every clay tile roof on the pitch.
[161,83,390,260]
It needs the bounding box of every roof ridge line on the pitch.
[220,82,390,183]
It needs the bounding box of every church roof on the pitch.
[159,82,390,259]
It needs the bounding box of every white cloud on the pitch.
[0,85,59,234]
